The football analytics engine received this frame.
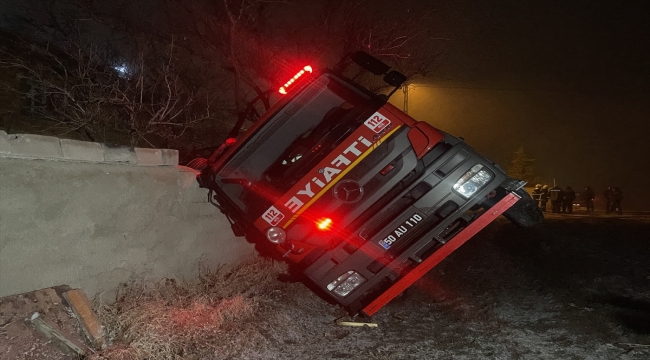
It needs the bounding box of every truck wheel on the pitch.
[502,188,544,227]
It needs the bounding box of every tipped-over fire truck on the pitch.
[192,52,543,316]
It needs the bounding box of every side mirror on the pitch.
[349,51,390,75]
[383,71,407,88]
[337,51,409,99]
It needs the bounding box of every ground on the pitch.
[0,286,85,359]
[2,213,650,359]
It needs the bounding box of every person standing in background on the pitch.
[549,185,563,213]
[540,185,549,212]
[603,187,614,214]
[532,184,542,209]
[583,186,595,213]
[562,186,576,214]
[611,187,623,215]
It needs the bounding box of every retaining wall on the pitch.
[0,131,255,299]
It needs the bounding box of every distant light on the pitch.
[279,65,313,94]
[113,63,131,78]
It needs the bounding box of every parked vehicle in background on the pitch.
[192,52,543,316]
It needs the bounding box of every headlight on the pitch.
[453,164,493,198]
[327,271,366,297]
[266,226,286,244]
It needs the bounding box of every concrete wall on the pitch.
[0,131,255,298]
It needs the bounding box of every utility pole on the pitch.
[402,85,409,114]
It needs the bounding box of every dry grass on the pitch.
[89,256,286,360]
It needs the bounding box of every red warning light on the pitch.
[316,218,333,231]
[279,65,313,95]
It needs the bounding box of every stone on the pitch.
[60,139,104,162]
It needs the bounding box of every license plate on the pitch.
[377,212,424,250]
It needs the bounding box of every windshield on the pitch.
[217,73,374,217]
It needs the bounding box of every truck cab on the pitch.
[196,52,543,315]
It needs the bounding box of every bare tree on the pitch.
[151,0,286,135]
[0,35,119,141]
[312,0,442,75]
[0,1,216,146]
[1,0,444,149]
[0,34,212,146]
[122,0,444,136]
[109,40,213,146]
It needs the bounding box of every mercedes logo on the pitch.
[333,180,364,203]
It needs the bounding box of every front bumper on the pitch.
[293,142,511,313]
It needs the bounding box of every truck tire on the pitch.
[502,188,544,227]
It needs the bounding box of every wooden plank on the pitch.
[336,320,378,328]
[28,312,87,357]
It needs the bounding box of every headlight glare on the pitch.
[327,271,366,297]
[266,226,286,244]
[453,164,493,198]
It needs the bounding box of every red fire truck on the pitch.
[194,52,543,316]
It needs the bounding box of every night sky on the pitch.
[390,0,650,210]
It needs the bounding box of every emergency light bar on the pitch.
[279,65,313,94]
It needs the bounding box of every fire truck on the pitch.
[193,52,543,316]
